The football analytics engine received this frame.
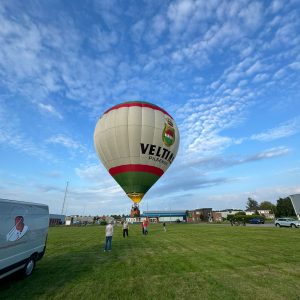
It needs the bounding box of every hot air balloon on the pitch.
[94,101,180,210]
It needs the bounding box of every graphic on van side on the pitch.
[6,216,28,242]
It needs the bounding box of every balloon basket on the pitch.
[130,203,140,218]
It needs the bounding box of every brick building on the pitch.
[187,208,212,222]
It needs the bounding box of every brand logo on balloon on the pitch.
[140,143,175,166]
[162,118,175,147]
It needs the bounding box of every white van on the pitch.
[0,198,49,279]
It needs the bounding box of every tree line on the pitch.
[246,197,296,217]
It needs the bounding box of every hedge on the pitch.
[227,214,265,223]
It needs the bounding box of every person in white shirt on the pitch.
[6,216,28,242]
[122,221,129,238]
[104,222,114,252]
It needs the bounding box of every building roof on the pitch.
[49,214,66,220]
[192,208,212,210]
[142,210,187,217]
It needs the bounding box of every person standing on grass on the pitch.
[141,221,144,235]
[122,220,129,238]
[143,219,149,235]
[163,222,166,232]
[104,221,114,252]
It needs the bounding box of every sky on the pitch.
[0,0,300,216]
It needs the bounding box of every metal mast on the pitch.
[61,181,69,215]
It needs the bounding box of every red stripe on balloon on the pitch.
[109,164,164,177]
[104,102,173,119]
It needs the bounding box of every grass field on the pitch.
[1,223,300,300]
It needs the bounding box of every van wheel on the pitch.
[291,224,296,228]
[23,257,36,277]
[275,223,280,227]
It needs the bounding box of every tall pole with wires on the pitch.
[61,181,69,215]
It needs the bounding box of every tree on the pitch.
[259,201,276,214]
[246,197,259,211]
[276,197,296,217]
[110,214,121,220]
[235,211,246,216]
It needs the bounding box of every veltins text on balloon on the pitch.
[140,143,175,165]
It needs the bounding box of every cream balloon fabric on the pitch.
[94,101,180,203]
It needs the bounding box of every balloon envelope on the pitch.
[94,101,180,204]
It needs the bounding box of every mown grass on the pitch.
[1,224,300,300]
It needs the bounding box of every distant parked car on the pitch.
[249,218,264,224]
[275,218,300,228]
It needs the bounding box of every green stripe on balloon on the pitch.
[112,171,161,195]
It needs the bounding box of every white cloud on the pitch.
[251,119,300,141]
[178,100,241,157]
[274,23,300,46]
[187,133,232,155]
[152,15,167,37]
[0,101,53,160]
[238,2,263,30]
[169,20,243,68]
[253,73,269,83]
[226,71,243,83]
[38,103,63,119]
[269,0,285,13]
[90,27,118,52]
[273,68,285,79]
[0,15,41,78]
[167,0,195,33]
[171,3,299,167]
[249,146,290,160]
[288,62,300,70]
[191,185,300,210]
[42,171,62,178]
[176,145,290,172]
[46,134,83,150]
[241,46,254,58]
[75,165,106,182]
[216,1,241,21]
[131,20,145,43]
[246,61,263,76]
[206,22,242,49]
